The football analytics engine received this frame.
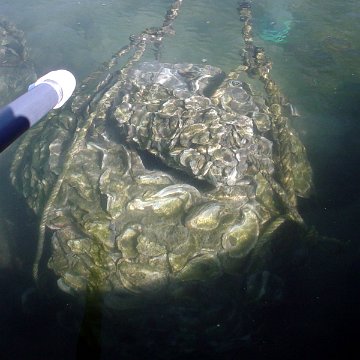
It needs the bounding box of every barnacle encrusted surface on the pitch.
[11,59,312,297]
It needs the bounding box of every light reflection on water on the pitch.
[0,0,359,358]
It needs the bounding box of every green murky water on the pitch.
[0,1,359,359]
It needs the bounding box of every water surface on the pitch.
[0,0,359,359]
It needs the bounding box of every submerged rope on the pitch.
[33,0,184,281]
[237,1,308,225]
[23,0,309,281]
[234,2,316,272]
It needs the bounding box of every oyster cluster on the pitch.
[11,58,311,298]
[0,17,36,107]
[117,62,274,191]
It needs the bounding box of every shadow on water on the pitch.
[318,82,360,207]
[1,199,359,360]
[300,81,360,242]
[0,1,360,359]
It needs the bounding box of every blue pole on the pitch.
[0,83,58,152]
[0,70,76,153]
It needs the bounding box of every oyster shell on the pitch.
[10,4,312,300]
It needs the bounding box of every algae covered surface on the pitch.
[0,0,359,359]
